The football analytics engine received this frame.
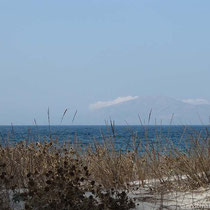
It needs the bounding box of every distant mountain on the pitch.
[81,96,210,125]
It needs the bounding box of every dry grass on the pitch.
[0,125,210,209]
[83,127,210,192]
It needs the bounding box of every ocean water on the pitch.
[0,125,209,150]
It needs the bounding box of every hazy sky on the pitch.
[0,0,210,124]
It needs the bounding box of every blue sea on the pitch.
[0,125,209,150]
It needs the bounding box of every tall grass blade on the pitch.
[60,108,68,124]
[72,110,77,123]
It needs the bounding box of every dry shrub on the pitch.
[0,141,135,209]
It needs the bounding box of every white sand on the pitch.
[128,182,210,209]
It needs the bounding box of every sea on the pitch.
[0,125,209,151]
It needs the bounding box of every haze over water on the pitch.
[1,1,210,125]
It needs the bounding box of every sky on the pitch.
[0,0,210,125]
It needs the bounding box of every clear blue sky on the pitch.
[0,0,210,124]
